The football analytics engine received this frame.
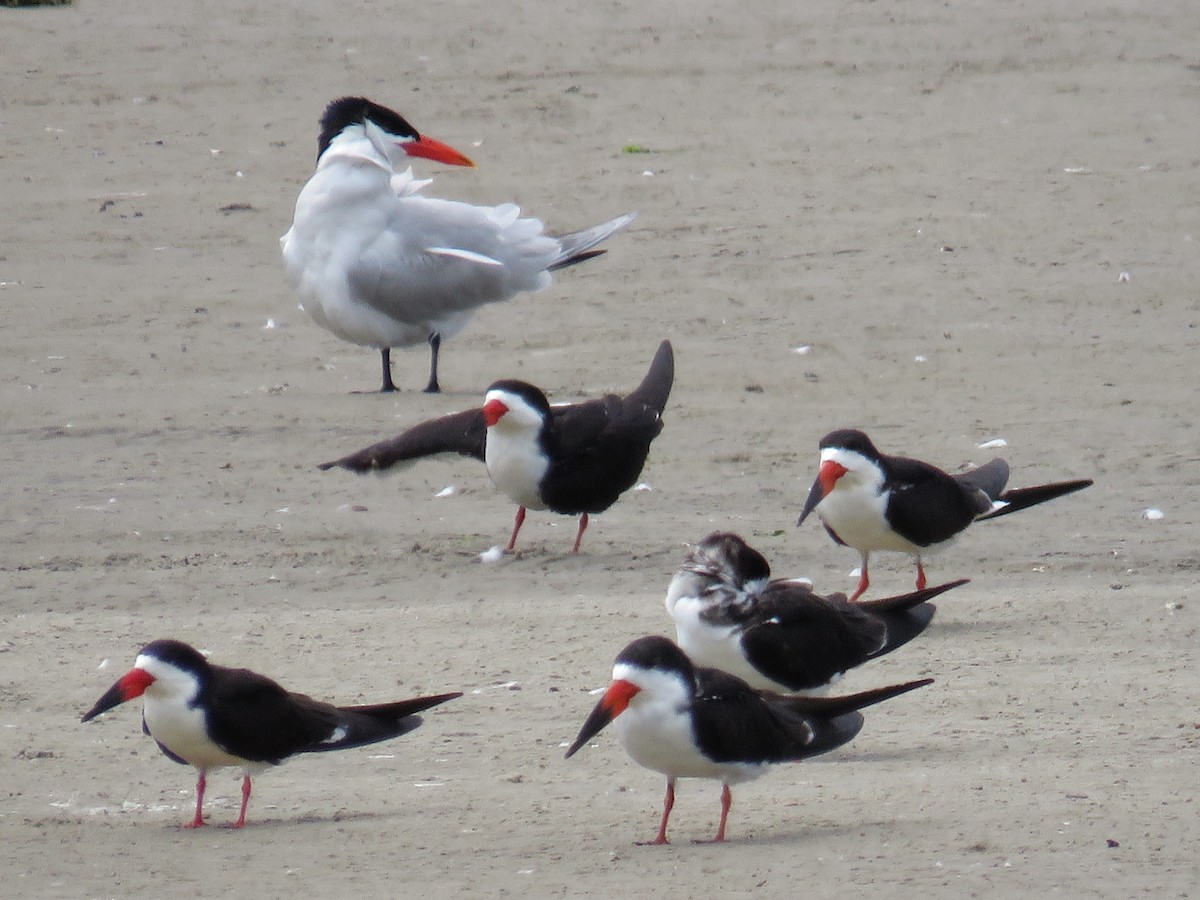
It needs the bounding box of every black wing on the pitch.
[539,342,673,514]
[689,666,829,765]
[318,407,487,473]
[736,584,890,692]
[304,691,463,754]
[975,478,1094,522]
[623,339,674,417]
[203,666,343,764]
[780,677,934,718]
[952,458,1010,500]
[884,456,989,546]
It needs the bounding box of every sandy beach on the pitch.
[2,0,1198,895]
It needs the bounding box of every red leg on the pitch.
[641,778,675,845]
[713,784,732,842]
[849,555,870,601]
[915,558,927,591]
[231,774,252,829]
[571,513,589,554]
[183,771,207,829]
[506,506,527,551]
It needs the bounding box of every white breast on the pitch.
[142,696,249,772]
[484,426,549,510]
[819,484,924,555]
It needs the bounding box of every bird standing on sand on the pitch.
[281,96,636,393]
[566,635,932,844]
[797,428,1093,599]
[320,340,673,553]
[82,639,460,828]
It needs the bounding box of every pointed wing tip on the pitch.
[921,577,971,598]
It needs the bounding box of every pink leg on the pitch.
[915,557,927,591]
[183,771,207,829]
[641,778,675,845]
[506,506,527,551]
[571,513,589,554]
[231,774,252,829]
[713,784,732,842]
[849,555,870,602]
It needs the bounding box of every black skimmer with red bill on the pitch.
[565,635,932,844]
[81,639,461,828]
[319,339,673,554]
[796,429,1093,600]
[666,531,967,694]
[281,96,637,393]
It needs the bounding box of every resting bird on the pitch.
[320,340,673,553]
[797,428,1093,599]
[82,639,460,828]
[665,531,966,693]
[281,95,636,393]
[566,635,932,844]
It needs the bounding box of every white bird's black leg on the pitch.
[379,348,398,393]
[423,332,442,394]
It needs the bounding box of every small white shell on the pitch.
[1142,508,1165,521]
[977,438,1008,449]
[435,485,457,498]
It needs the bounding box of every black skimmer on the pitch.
[796,428,1093,600]
[566,635,932,844]
[281,96,637,393]
[81,639,461,828]
[319,339,673,553]
[666,531,967,694]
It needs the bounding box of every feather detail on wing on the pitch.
[319,407,487,473]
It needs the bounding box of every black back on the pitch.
[882,454,993,546]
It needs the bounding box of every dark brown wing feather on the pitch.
[318,408,487,473]
[538,342,673,515]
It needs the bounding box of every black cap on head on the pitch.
[317,97,420,163]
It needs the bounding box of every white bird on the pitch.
[281,96,636,393]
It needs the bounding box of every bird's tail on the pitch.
[625,339,675,414]
[976,478,1093,522]
[952,458,1010,499]
[309,691,462,753]
[548,212,638,271]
